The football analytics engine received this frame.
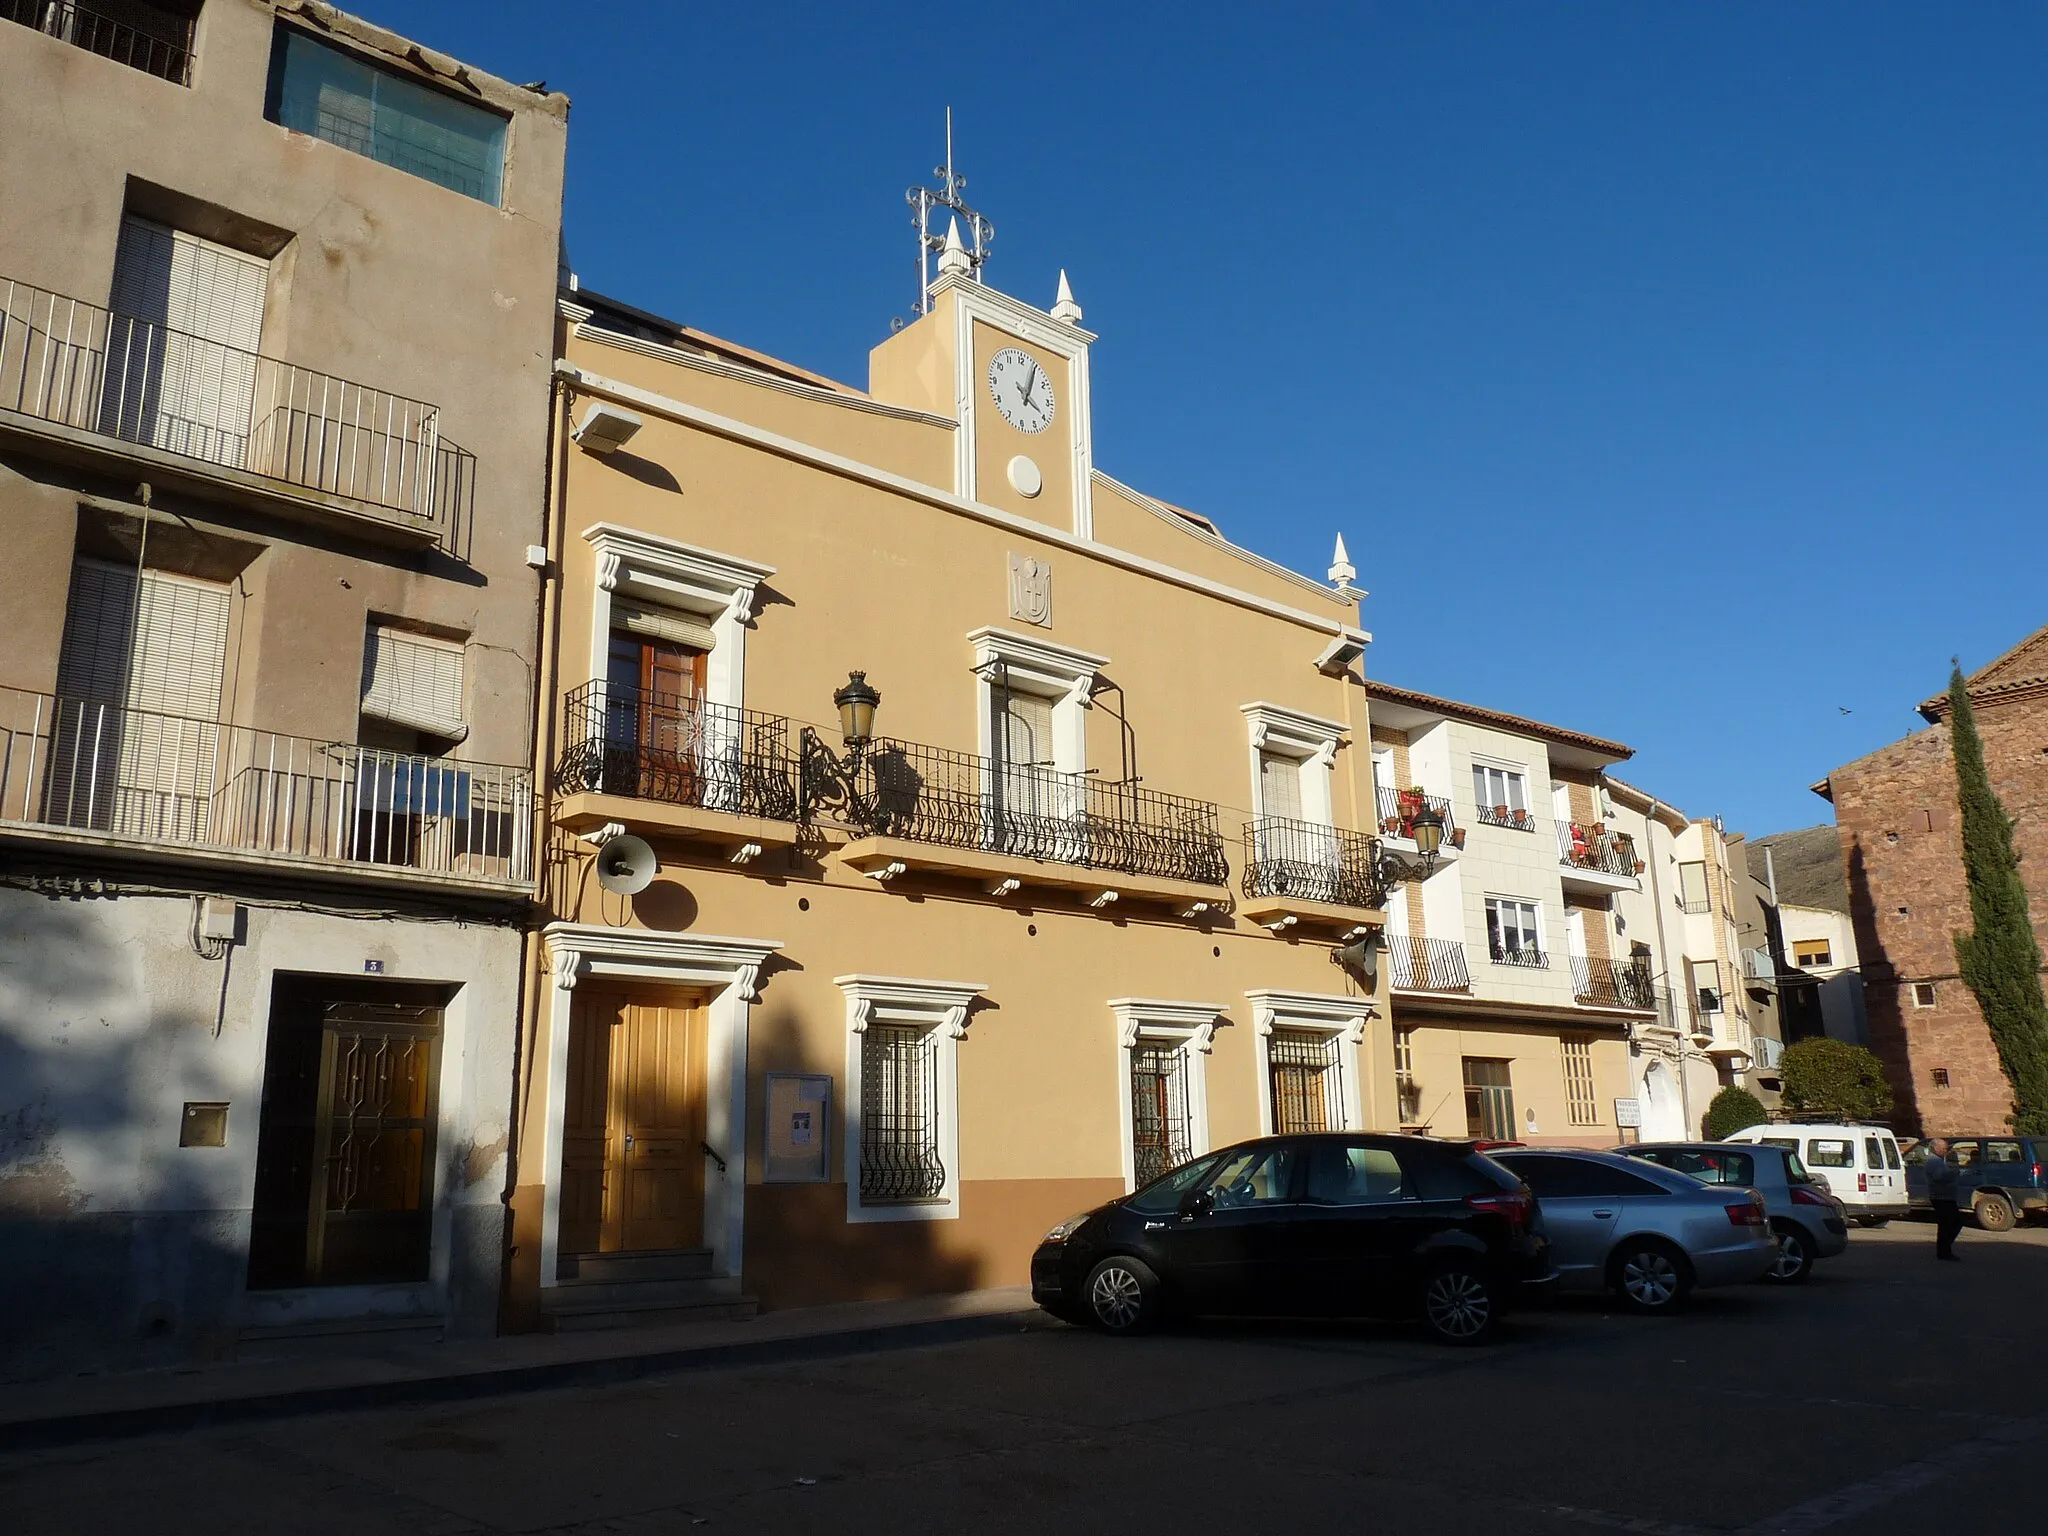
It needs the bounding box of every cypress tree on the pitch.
[1947,662,2048,1133]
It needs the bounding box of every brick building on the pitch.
[1815,625,2048,1134]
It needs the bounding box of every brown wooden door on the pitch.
[559,988,709,1257]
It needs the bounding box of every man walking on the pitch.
[1925,1137,1963,1261]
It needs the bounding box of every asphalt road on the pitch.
[6,1221,2045,1535]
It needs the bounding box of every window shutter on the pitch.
[614,603,716,653]
[360,625,466,741]
[1260,752,1303,821]
[1000,691,1055,769]
[56,561,229,718]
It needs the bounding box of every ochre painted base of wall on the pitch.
[743,1178,1125,1312]
[501,1184,545,1334]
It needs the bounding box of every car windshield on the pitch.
[1124,1154,1221,1214]
[1198,1146,1301,1209]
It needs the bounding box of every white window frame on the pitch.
[1241,703,1345,826]
[1109,999,1221,1192]
[1245,989,1370,1135]
[1472,758,1530,821]
[1484,894,1545,963]
[838,974,988,1224]
[584,523,774,713]
[969,627,1104,774]
[536,924,783,1289]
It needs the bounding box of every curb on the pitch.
[0,1305,1049,1453]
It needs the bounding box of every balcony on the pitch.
[0,278,470,547]
[1240,816,1389,932]
[1557,821,1641,893]
[809,737,1228,911]
[1373,786,1461,859]
[0,687,531,889]
[1570,954,1658,1012]
[1487,940,1549,969]
[552,682,800,861]
[1474,802,1537,833]
[1389,936,1472,993]
[4,0,194,85]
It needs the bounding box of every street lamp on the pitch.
[1409,804,1445,872]
[799,671,883,827]
[832,671,880,752]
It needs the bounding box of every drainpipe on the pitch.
[1764,845,1779,905]
[1642,799,1692,1136]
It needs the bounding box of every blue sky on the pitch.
[358,2,2047,836]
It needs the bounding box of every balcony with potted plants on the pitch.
[1375,785,1463,867]
[1556,819,1643,894]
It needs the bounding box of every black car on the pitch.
[1030,1133,1551,1344]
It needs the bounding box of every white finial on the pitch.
[937,216,972,278]
[1051,269,1083,325]
[1328,533,1356,589]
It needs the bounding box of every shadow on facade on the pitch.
[1845,840,1920,1133]
[0,891,246,1382]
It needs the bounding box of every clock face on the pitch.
[987,346,1055,434]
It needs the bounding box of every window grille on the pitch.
[1561,1035,1598,1127]
[1130,1041,1193,1187]
[860,1023,945,1203]
[1270,1028,1345,1134]
[1462,1057,1515,1141]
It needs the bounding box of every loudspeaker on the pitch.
[595,834,658,895]
[1332,930,1383,988]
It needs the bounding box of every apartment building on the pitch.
[1816,623,2048,1134]
[1748,825,1869,1046]
[0,4,565,1375]
[505,226,1426,1326]
[1355,682,1762,1148]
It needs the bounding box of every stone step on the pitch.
[236,1315,446,1359]
[541,1274,744,1311]
[538,1291,758,1334]
[556,1247,715,1284]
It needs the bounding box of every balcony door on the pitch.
[993,687,1082,861]
[102,216,267,469]
[604,629,708,804]
[49,559,229,840]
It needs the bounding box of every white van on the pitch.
[1724,1123,1909,1225]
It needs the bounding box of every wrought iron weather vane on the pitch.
[899,107,994,326]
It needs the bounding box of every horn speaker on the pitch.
[595,834,658,895]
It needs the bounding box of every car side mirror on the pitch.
[1177,1190,1215,1221]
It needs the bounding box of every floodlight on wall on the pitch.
[1314,631,1367,677]
[572,401,644,454]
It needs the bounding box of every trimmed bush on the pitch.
[1703,1085,1769,1140]
[1781,1038,1894,1121]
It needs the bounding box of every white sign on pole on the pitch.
[1613,1097,1644,1129]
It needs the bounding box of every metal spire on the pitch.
[899,106,995,325]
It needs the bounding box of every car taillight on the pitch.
[1858,1173,1869,1193]
[1790,1185,1832,1208]
[2034,1162,2042,1183]
[1465,1190,1532,1231]
[1726,1197,1766,1227]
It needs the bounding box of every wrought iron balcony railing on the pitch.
[1389,935,1472,992]
[4,0,194,84]
[1373,785,1457,845]
[1570,954,1658,1010]
[0,687,530,882]
[1558,821,1639,878]
[0,277,469,537]
[1487,940,1550,968]
[803,736,1228,887]
[1241,815,1385,909]
[1474,802,1537,831]
[554,681,798,823]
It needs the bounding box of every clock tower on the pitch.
[868,149,1098,538]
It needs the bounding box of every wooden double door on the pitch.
[560,987,709,1258]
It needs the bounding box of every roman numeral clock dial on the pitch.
[988,346,1055,434]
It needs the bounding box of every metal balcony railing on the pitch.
[1389,935,1472,992]
[4,0,194,84]
[1558,821,1638,878]
[0,687,530,882]
[554,681,798,823]
[0,278,468,537]
[1373,786,1457,845]
[1474,802,1536,831]
[1487,939,1550,968]
[1241,816,1385,909]
[1570,954,1658,1010]
[805,737,1228,887]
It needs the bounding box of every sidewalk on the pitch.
[0,1287,1044,1452]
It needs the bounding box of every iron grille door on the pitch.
[1270,1029,1344,1134]
[1129,1042,1192,1187]
[860,1023,945,1203]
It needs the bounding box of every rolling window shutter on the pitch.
[1260,751,1303,821]
[55,561,228,718]
[614,603,715,653]
[1001,692,1054,768]
[361,625,466,741]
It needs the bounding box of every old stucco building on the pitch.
[1817,625,2048,1134]
[0,3,565,1375]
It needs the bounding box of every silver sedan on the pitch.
[1489,1149,1779,1315]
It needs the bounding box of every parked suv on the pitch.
[1903,1135,2048,1231]
[1620,1141,1850,1282]
[1031,1134,1552,1344]
[1722,1122,1909,1225]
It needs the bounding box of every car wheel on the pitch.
[1082,1256,1160,1335]
[1767,1221,1814,1283]
[1419,1261,1501,1345]
[1612,1241,1690,1315]
[1975,1192,2016,1233]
